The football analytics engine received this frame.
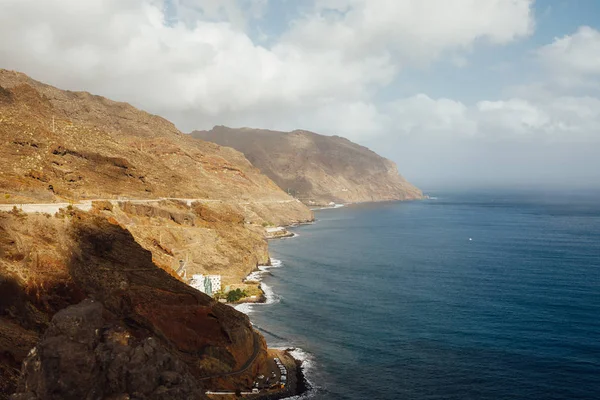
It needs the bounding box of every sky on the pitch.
[1,0,599,190]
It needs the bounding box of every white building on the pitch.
[206,275,221,293]
[189,274,221,296]
[189,274,205,292]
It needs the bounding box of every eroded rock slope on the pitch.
[193,126,423,205]
[1,211,269,399]
[0,70,312,398]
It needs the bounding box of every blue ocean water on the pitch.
[247,191,600,400]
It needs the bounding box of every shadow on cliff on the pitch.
[65,213,259,375]
[0,215,85,399]
[2,211,266,399]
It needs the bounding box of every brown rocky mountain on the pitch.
[193,126,423,205]
[0,70,311,215]
[0,70,312,398]
[2,210,271,399]
[0,69,312,284]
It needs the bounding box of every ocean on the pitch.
[238,190,600,400]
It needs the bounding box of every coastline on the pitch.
[204,348,309,400]
[231,230,312,399]
[229,200,420,398]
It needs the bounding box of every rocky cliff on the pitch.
[1,211,271,399]
[193,126,423,205]
[0,70,313,282]
[0,70,311,220]
[0,71,312,398]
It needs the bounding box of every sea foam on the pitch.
[235,258,283,314]
[310,203,345,211]
[276,347,317,399]
[236,258,319,399]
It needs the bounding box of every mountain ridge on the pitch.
[0,70,311,398]
[193,125,424,205]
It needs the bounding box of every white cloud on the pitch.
[537,26,600,88]
[388,95,476,137]
[376,94,600,144]
[0,0,535,134]
[477,98,551,135]
[288,0,534,64]
[167,0,269,30]
[538,26,600,75]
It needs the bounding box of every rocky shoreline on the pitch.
[265,226,295,239]
[226,230,311,400]
[248,350,308,400]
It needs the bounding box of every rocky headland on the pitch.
[193,126,423,205]
[0,70,312,399]
[0,69,313,284]
[1,210,272,399]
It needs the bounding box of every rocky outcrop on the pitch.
[0,71,317,399]
[93,199,270,293]
[11,299,208,400]
[0,71,316,399]
[0,69,312,280]
[193,126,423,205]
[0,211,267,398]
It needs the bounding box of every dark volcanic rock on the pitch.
[11,299,207,400]
[0,211,267,399]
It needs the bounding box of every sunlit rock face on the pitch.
[193,126,423,206]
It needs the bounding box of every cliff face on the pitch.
[0,69,313,280]
[1,211,266,399]
[0,71,312,398]
[193,126,423,205]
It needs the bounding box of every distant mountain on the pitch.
[193,126,423,205]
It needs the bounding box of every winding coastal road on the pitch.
[0,197,300,214]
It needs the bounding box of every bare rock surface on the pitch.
[0,69,312,225]
[0,70,319,400]
[12,299,208,400]
[0,211,267,399]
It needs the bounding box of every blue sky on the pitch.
[1,0,600,188]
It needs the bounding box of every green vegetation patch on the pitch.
[226,288,247,303]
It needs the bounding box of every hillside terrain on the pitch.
[0,70,312,398]
[1,210,270,399]
[0,70,312,283]
[193,126,423,205]
[0,70,311,213]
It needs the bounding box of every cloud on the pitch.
[387,95,476,137]
[537,26,600,87]
[382,94,600,143]
[1,0,599,187]
[290,0,534,65]
[0,0,534,133]
[166,0,269,29]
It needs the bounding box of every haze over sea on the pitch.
[246,190,600,400]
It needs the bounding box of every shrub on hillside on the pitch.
[226,288,247,303]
